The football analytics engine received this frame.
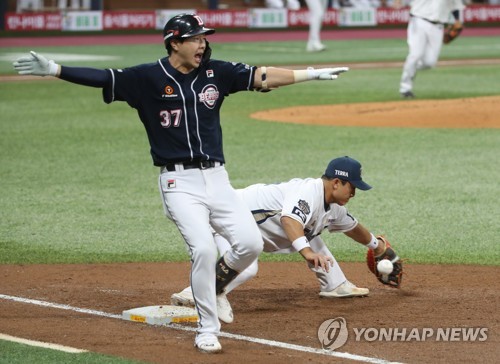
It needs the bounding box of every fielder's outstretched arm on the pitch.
[344,223,386,256]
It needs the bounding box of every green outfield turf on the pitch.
[0,36,499,266]
[0,339,143,364]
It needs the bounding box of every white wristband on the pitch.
[292,236,310,252]
[48,60,59,77]
[293,68,316,83]
[366,233,379,250]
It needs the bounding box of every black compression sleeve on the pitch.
[59,66,109,88]
[452,10,460,21]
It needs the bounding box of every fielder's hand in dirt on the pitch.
[13,51,60,77]
[299,247,334,273]
[366,236,403,288]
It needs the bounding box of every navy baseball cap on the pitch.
[324,156,372,190]
[163,14,215,42]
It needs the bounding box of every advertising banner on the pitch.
[61,11,102,31]
[5,13,62,31]
[248,8,287,28]
[338,8,377,27]
[155,9,195,30]
[103,11,155,30]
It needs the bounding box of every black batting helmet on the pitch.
[163,14,215,49]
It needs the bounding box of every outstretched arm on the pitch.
[343,223,386,256]
[253,66,349,91]
[13,51,109,87]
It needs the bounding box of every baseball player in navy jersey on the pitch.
[13,13,350,353]
[400,0,465,98]
[172,156,398,322]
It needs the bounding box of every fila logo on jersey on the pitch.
[167,179,176,188]
[198,84,219,109]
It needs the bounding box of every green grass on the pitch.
[1,34,500,73]
[0,339,143,364]
[1,35,499,266]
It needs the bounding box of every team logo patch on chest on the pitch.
[162,85,178,98]
[198,84,219,109]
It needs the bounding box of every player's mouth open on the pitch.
[195,53,203,63]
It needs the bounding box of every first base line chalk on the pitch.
[0,333,87,353]
[0,294,403,364]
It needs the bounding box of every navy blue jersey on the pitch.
[103,58,257,166]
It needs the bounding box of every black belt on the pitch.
[164,160,221,172]
[411,14,441,25]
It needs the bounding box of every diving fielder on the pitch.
[172,157,402,322]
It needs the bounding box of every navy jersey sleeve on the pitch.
[208,60,257,95]
[102,65,146,108]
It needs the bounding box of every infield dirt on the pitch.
[1,262,499,363]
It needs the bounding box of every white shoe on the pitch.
[306,42,326,52]
[319,281,369,298]
[216,293,234,324]
[195,334,222,354]
[172,290,233,323]
[170,290,195,307]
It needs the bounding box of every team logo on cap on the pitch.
[198,84,219,109]
[335,169,349,177]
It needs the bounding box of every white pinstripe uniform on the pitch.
[399,0,465,95]
[215,178,359,294]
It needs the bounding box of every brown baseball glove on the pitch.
[443,21,463,44]
[366,236,403,288]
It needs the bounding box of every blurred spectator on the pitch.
[379,0,411,7]
[349,0,381,7]
[16,0,42,12]
[265,0,302,10]
[58,0,91,10]
[335,0,412,6]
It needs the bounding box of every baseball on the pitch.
[377,259,393,275]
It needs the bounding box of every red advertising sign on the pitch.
[464,5,500,22]
[287,9,339,27]
[4,6,500,32]
[102,11,155,30]
[5,12,62,31]
[197,10,249,28]
[376,7,410,25]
